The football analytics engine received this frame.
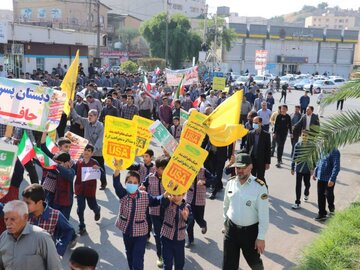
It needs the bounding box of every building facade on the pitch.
[13,0,111,32]
[0,23,98,76]
[224,24,359,78]
[102,0,206,21]
[305,15,356,30]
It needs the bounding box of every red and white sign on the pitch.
[255,50,268,71]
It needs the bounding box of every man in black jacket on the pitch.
[246,116,271,182]
[293,106,320,138]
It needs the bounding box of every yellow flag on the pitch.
[61,50,79,116]
[202,90,248,147]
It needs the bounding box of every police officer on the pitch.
[223,153,269,270]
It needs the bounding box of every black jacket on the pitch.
[246,129,271,165]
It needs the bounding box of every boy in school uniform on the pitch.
[185,168,207,248]
[127,149,156,239]
[161,192,192,270]
[113,162,165,270]
[74,144,102,235]
[141,157,170,268]
[170,116,182,142]
[40,135,72,207]
[52,152,76,220]
[22,184,77,256]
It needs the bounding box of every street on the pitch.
[32,89,360,270]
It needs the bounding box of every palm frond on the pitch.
[296,111,360,169]
[322,77,360,105]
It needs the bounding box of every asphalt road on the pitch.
[22,89,360,270]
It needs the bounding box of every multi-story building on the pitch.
[102,0,206,21]
[224,23,359,78]
[305,14,356,30]
[13,0,111,32]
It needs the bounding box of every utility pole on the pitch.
[96,0,101,59]
[165,0,169,67]
[213,14,217,71]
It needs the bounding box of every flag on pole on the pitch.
[45,136,59,154]
[61,50,80,116]
[17,132,36,166]
[174,75,185,100]
[143,73,151,91]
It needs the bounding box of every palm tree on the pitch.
[296,72,360,167]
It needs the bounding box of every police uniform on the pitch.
[223,154,269,270]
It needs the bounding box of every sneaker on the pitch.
[276,163,281,168]
[94,206,101,221]
[292,204,301,209]
[78,228,87,236]
[209,193,216,200]
[201,225,207,234]
[314,215,327,221]
[99,184,107,190]
[69,234,79,248]
[185,241,193,248]
[156,257,163,268]
[329,209,335,216]
[304,196,309,201]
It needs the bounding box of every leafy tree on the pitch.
[121,60,139,73]
[203,15,236,52]
[117,27,140,51]
[137,57,166,71]
[140,13,202,69]
[317,2,328,10]
[297,73,360,167]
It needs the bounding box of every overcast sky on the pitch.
[2,0,359,18]
[206,0,360,18]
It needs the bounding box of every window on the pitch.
[172,4,183,10]
[36,58,45,71]
[339,19,343,23]
[313,18,316,22]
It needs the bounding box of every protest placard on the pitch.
[48,90,66,132]
[165,66,199,86]
[103,116,137,170]
[162,141,208,195]
[180,109,189,126]
[148,120,178,156]
[0,142,18,198]
[180,110,207,146]
[64,131,88,160]
[0,78,54,131]
[212,77,226,91]
[81,167,101,182]
[133,115,153,156]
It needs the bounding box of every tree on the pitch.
[121,60,139,73]
[117,27,140,51]
[203,15,236,52]
[140,13,202,69]
[317,2,328,10]
[297,73,360,168]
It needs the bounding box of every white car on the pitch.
[304,80,338,94]
[253,75,270,88]
[332,77,346,86]
[231,76,249,87]
[280,76,297,87]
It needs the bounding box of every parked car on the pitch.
[331,77,346,86]
[304,80,337,94]
[280,76,297,87]
[293,78,311,90]
[253,75,270,88]
[231,76,249,87]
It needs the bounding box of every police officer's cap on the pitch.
[231,153,252,168]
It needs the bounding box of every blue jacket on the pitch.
[314,149,341,182]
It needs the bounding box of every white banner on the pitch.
[255,50,268,71]
[165,66,199,86]
[81,167,101,182]
[0,78,54,131]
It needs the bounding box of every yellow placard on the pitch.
[212,77,226,91]
[180,110,207,146]
[133,115,154,156]
[103,116,137,170]
[162,141,208,195]
[223,86,230,93]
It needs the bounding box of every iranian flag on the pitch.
[45,136,59,154]
[17,132,36,165]
[174,75,185,100]
[34,145,57,170]
[143,73,151,91]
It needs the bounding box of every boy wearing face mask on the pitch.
[113,164,165,270]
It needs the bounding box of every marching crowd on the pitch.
[0,65,341,270]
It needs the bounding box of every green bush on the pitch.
[137,58,166,72]
[296,201,360,270]
[121,60,139,73]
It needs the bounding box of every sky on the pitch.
[206,0,360,18]
[1,0,359,18]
